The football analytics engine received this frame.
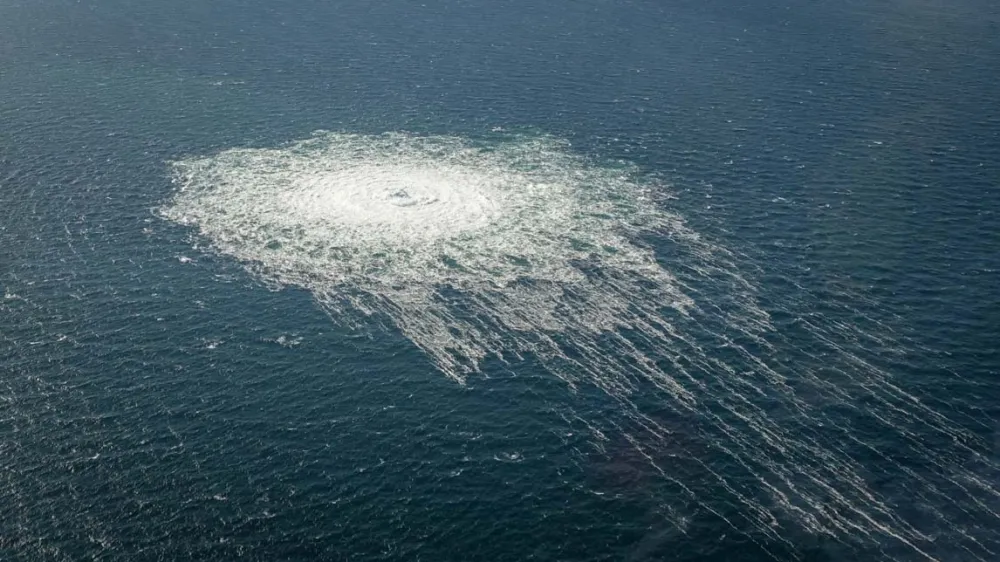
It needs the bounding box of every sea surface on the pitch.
[2,1,999,561]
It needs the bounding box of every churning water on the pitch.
[161,131,1000,561]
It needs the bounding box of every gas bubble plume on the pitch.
[162,132,1000,561]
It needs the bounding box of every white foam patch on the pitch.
[163,132,699,380]
[161,131,1000,561]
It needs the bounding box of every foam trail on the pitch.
[161,131,1000,560]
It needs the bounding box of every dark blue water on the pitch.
[2,1,999,560]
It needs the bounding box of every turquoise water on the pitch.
[2,1,999,560]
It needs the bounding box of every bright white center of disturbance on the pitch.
[280,164,503,243]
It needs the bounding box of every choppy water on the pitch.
[2,1,999,561]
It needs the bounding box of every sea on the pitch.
[2,1,999,561]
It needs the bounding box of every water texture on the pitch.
[2,1,999,561]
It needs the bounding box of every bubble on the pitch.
[162,131,698,379]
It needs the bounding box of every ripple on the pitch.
[160,131,1000,561]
